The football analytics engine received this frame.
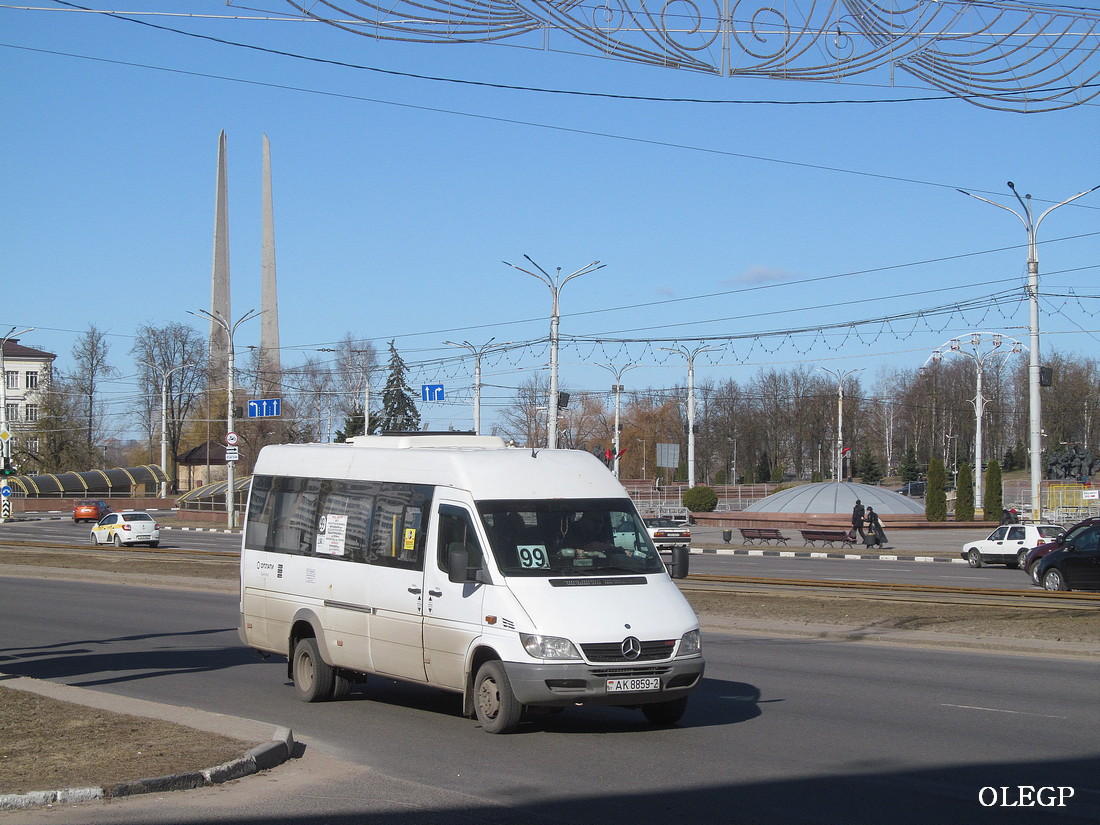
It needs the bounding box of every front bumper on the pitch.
[503,656,705,708]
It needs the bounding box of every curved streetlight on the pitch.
[596,363,639,478]
[661,344,719,486]
[922,332,1025,513]
[957,181,1099,520]
[0,326,34,474]
[819,367,862,481]
[189,308,260,528]
[502,256,604,449]
[444,338,512,435]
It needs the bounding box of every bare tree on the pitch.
[68,325,117,453]
[130,322,207,487]
[497,375,547,447]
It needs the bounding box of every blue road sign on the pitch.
[248,398,282,418]
[422,384,445,402]
[0,486,10,498]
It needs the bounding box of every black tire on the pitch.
[967,549,983,568]
[473,660,522,734]
[292,637,335,703]
[1017,550,1030,569]
[148,541,159,548]
[89,532,98,545]
[1043,568,1068,592]
[643,697,689,726]
[1029,560,1042,584]
[113,533,123,547]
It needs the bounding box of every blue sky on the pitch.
[2,1,1098,438]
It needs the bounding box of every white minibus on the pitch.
[238,434,704,733]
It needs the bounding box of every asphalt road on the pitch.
[3,576,1099,825]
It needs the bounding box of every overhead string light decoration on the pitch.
[271,0,1100,111]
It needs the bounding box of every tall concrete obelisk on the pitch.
[259,134,282,395]
[209,130,231,378]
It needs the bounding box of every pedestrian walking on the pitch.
[865,506,888,548]
[851,499,866,541]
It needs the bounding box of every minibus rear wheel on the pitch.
[473,660,522,734]
[292,637,334,702]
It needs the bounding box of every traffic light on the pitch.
[0,460,15,477]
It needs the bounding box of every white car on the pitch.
[961,523,1063,568]
[643,517,691,550]
[90,510,161,548]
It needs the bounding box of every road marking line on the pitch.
[941,703,1066,719]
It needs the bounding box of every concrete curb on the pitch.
[695,544,966,564]
[0,727,295,811]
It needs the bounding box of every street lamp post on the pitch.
[143,360,195,498]
[958,181,1098,520]
[923,333,1024,513]
[596,363,638,478]
[819,367,861,481]
[503,256,604,449]
[445,338,512,435]
[662,345,719,486]
[190,309,260,529]
[0,326,34,472]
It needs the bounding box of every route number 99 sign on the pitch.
[517,545,550,569]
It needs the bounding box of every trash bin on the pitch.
[722,529,732,543]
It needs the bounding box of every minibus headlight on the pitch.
[520,633,581,660]
[677,629,702,657]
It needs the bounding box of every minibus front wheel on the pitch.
[292,637,335,703]
[473,660,522,734]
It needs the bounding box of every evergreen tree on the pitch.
[899,445,921,483]
[926,457,948,522]
[756,450,771,484]
[984,459,1003,519]
[955,463,975,521]
[858,453,885,485]
[379,340,421,433]
[334,405,383,441]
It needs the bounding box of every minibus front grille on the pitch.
[581,640,676,663]
[590,666,672,679]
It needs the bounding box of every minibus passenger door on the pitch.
[423,502,488,690]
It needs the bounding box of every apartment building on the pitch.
[1,338,56,461]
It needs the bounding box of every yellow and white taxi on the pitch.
[90,510,161,548]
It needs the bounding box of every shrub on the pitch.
[682,485,718,512]
[984,460,1003,518]
[926,458,948,522]
[955,464,974,521]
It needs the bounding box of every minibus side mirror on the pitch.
[448,546,471,583]
[668,545,690,579]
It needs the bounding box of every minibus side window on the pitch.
[313,479,376,562]
[244,475,273,549]
[369,483,431,571]
[269,477,321,556]
[437,505,484,572]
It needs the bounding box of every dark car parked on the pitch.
[1023,516,1099,584]
[1035,517,1100,591]
[894,481,926,497]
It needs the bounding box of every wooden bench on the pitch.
[739,527,788,545]
[800,529,855,548]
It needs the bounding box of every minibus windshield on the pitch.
[477,498,666,577]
